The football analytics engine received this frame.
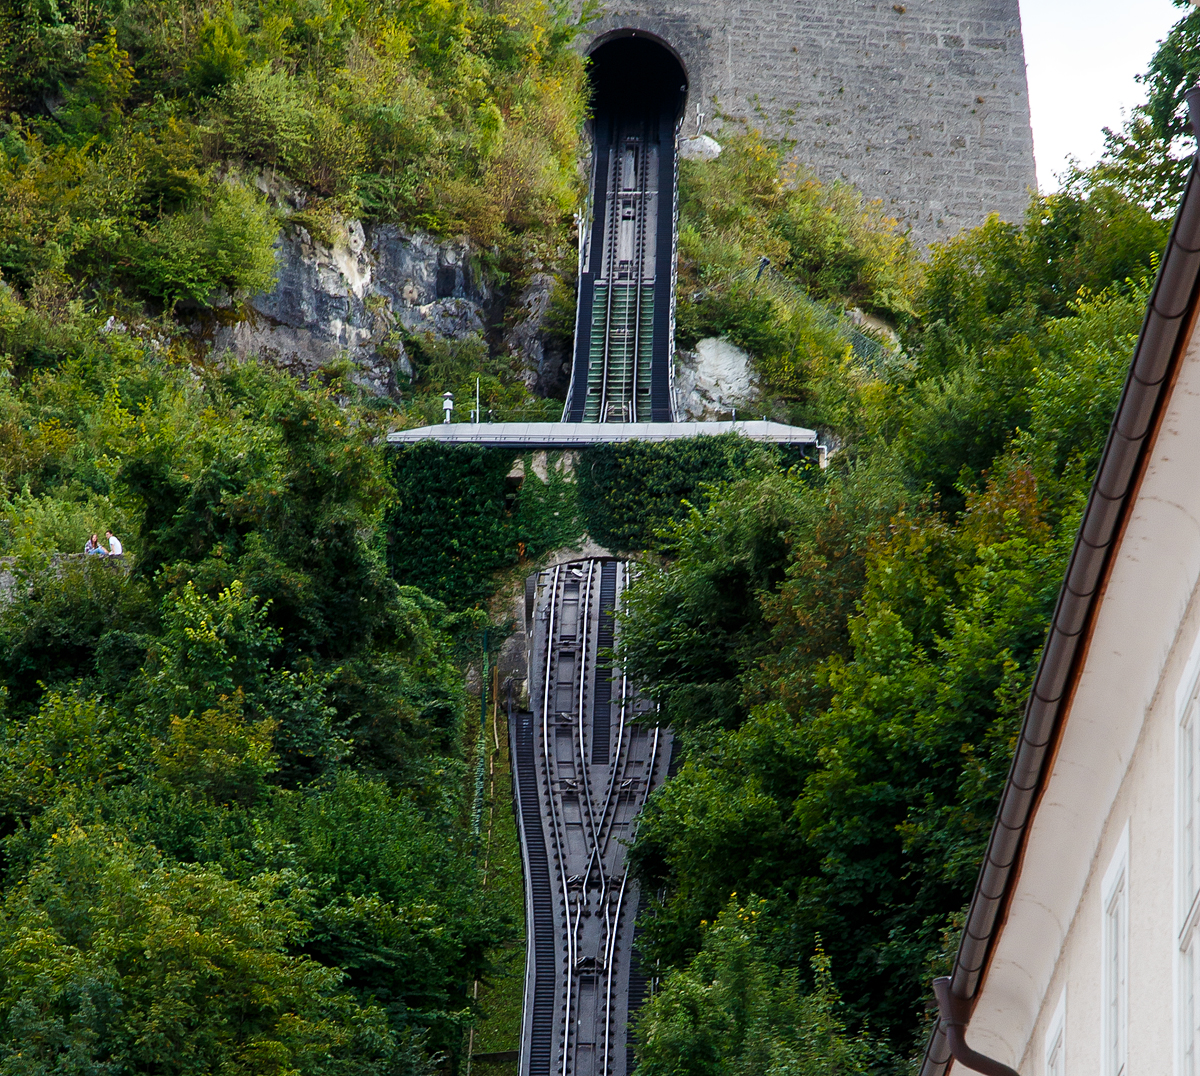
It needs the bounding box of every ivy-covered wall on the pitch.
[387,442,582,609]
[575,436,811,551]
[386,437,815,607]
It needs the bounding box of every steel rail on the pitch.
[586,560,625,1076]
[601,564,657,1076]
[600,563,637,1076]
[603,724,661,1076]
[554,561,611,1076]
[577,560,600,850]
[522,558,669,1076]
[598,120,654,423]
[539,565,577,1069]
[599,125,620,423]
[595,562,632,860]
[599,703,640,1076]
[602,870,629,1076]
[630,120,649,422]
[567,561,601,1076]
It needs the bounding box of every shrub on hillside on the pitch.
[0,0,589,294]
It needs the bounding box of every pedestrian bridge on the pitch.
[386,419,817,449]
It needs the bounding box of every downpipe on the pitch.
[931,978,1019,1076]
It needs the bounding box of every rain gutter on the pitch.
[918,88,1200,1076]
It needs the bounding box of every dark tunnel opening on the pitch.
[565,35,685,423]
[586,35,687,120]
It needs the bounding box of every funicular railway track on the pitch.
[564,37,685,426]
[512,560,670,1076]
[576,112,662,424]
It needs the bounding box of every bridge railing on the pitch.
[397,400,567,429]
[456,403,566,424]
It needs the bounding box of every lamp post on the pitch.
[442,391,454,424]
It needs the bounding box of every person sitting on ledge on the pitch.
[84,533,104,555]
[106,530,123,557]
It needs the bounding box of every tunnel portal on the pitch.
[564,36,685,424]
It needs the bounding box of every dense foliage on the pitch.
[575,437,813,553]
[619,22,1188,1071]
[635,900,882,1076]
[0,6,587,1063]
[673,134,920,403]
[0,0,1193,1070]
[385,435,814,608]
[388,442,581,608]
[625,290,1153,1067]
[0,0,588,314]
[0,284,517,1071]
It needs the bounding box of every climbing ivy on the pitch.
[576,436,809,553]
[387,438,816,605]
[387,443,583,608]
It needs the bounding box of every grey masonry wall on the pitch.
[585,0,1037,242]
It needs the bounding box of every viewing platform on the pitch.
[386,419,818,449]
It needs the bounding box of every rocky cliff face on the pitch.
[212,219,492,398]
[501,273,572,400]
[673,337,759,420]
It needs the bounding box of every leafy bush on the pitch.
[0,121,279,308]
[387,442,583,607]
[673,133,920,409]
[0,0,589,289]
[154,694,280,805]
[0,484,132,555]
[132,176,280,307]
[0,823,415,1076]
[0,556,156,710]
[0,691,150,813]
[918,188,1165,350]
[219,65,316,174]
[677,133,920,319]
[575,435,798,553]
[635,900,882,1076]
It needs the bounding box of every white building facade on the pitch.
[920,96,1200,1076]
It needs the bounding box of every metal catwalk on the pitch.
[511,560,672,1076]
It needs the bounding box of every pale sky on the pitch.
[1020,0,1184,190]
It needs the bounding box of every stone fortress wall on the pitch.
[584,0,1037,242]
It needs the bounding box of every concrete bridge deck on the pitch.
[386,419,817,449]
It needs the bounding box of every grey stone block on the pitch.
[579,0,1035,242]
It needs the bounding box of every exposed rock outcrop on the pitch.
[679,134,722,162]
[503,273,572,399]
[212,220,490,398]
[673,336,759,420]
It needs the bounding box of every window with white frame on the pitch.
[1184,698,1199,914]
[1101,824,1129,1076]
[1185,939,1198,1076]
[1044,988,1066,1076]
[1180,657,1200,1075]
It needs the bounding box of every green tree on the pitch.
[1088,2,1200,215]
[635,898,880,1076]
[0,557,155,711]
[0,823,418,1076]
